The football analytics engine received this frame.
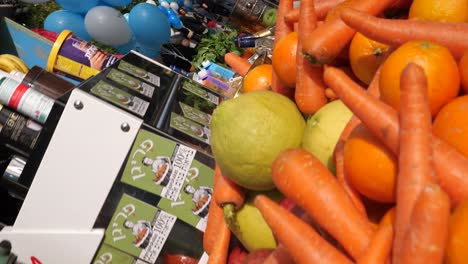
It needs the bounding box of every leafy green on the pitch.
[192,30,243,70]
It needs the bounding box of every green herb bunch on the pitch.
[191,30,242,70]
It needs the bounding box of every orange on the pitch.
[433,95,468,158]
[379,41,460,117]
[242,64,273,93]
[349,32,389,85]
[272,32,297,88]
[445,200,468,264]
[458,51,468,94]
[409,0,468,23]
[343,123,397,203]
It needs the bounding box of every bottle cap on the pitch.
[201,60,212,69]
[198,69,208,79]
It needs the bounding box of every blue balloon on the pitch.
[44,10,92,41]
[113,36,136,55]
[168,15,182,29]
[55,0,100,13]
[123,12,130,22]
[129,3,171,46]
[101,0,131,6]
[158,5,171,17]
[134,43,161,58]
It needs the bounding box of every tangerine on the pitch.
[242,64,273,93]
[272,32,297,88]
[445,200,468,264]
[343,123,397,203]
[379,41,460,117]
[433,95,468,158]
[409,0,468,23]
[349,32,389,85]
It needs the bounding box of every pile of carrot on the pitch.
[202,0,468,263]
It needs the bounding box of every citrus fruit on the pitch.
[210,91,305,191]
[242,64,273,93]
[302,100,353,174]
[272,32,297,88]
[379,41,460,117]
[344,123,397,203]
[458,51,468,93]
[409,0,468,22]
[445,200,468,264]
[349,32,389,85]
[433,95,468,158]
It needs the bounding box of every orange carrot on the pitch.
[255,194,354,264]
[203,165,224,254]
[323,66,468,205]
[295,0,328,114]
[272,0,295,98]
[284,0,346,23]
[224,52,251,77]
[272,148,374,259]
[392,63,435,263]
[263,244,295,264]
[302,0,395,65]
[207,215,231,264]
[357,207,395,264]
[340,8,468,59]
[458,50,468,93]
[213,170,245,210]
[399,184,451,264]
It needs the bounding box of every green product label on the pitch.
[179,102,211,126]
[90,80,149,117]
[92,244,142,264]
[121,129,214,231]
[181,79,219,105]
[106,69,156,98]
[118,60,161,87]
[103,194,177,263]
[170,113,210,144]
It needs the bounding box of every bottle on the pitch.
[0,76,55,124]
[0,104,42,152]
[10,66,75,100]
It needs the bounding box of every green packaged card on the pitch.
[92,244,146,264]
[170,113,210,145]
[90,80,149,117]
[121,129,214,231]
[118,60,161,87]
[106,69,156,98]
[103,194,177,263]
[179,102,211,126]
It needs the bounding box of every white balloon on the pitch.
[146,0,157,5]
[169,2,179,12]
[160,1,170,9]
[20,0,51,3]
[85,6,133,46]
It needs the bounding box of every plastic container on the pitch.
[47,30,119,82]
[201,61,236,81]
[0,77,54,124]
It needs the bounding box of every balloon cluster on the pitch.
[29,0,180,58]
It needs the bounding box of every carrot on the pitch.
[295,0,328,114]
[398,184,451,264]
[207,215,231,264]
[254,194,354,264]
[340,8,468,59]
[302,0,395,65]
[323,66,468,205]
[333,62,386,219]
[357,207,395,264]
[224,52,251,77]
[213,171,245,210]
[284,0,346,23]
[271,0,295,98]
[263,244,295,264]
[203,165,224,254]
[272,148,374,259]
[392,63,435,263]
